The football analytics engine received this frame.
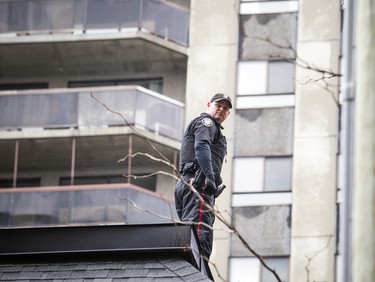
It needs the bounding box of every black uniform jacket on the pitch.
[179,113,227,180]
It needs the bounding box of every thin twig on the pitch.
[91,93,282,282]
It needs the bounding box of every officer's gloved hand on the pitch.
[214,183,226,198]
[204,177,217,196]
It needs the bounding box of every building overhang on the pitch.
[0,32,188,79]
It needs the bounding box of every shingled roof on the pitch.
[0,224,213,281]
[0,257,211,281]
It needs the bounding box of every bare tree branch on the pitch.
[125,170,179,181]
[121,153,283,281]
[118,152,174,168]
[90,92,180,176]
[91,91,283,282]
[241,35,341,107]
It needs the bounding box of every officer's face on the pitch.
[207,101,231,123]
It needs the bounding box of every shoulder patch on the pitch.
[202,117,213,127]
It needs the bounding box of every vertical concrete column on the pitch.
[289,0,341,281]
[353,0,375,280]
[186,0,239,280]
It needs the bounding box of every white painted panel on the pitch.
[240,1,299,14]
[230,257,260,282]
[232,192,292,207]
[85,29,119,34]
[237,61,267,95]
[233,158,264,192]
[236,95,295,109]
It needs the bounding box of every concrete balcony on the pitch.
[0,0,189,88]
[0,86,182,194]
[0,85,184,140]
[0,0,189,46]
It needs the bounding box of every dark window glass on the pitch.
[0,178,41,188]
[0,83,48,91]
[60,175,156,192]
[68,78,163,94]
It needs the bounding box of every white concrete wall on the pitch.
[290,0,341,281]
[186,0,239,280]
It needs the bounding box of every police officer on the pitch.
[175,93,232,259]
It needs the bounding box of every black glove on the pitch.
[204,177,217,196]
[214,183,226,198]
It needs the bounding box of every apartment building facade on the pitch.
[0,0,354,281]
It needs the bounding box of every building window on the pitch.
[0,178,41,188]
[0,82,48,91]
[236,60,296,109]
[230,257,289,282]
[264,157,292,191]
[60,175,157,192]
[237,60,295,95]
[233,156,292,192]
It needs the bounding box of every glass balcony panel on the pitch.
[135,88,184,140]
[0,193,12,226]
[85,0,140,30]
[143,0,189,44]
[0,0,84,34]
[69,188,127,224]
[22,93,78,128]
[11,190,66,226]
[0,185,178,228]
[0,141,15,185]
[0,95,22,128]
[0,0,189,45]
[0,86,184,140]
[125,187,175,223]
[0,1,28,33]
[27,0,82,31]
[78,89,136,127]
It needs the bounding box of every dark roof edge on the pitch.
[0,223,213,280]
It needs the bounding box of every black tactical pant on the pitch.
[174,172,215,259]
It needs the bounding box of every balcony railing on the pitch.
[0,0,189,45]
[0,85,185,140]
[0,183,178,228]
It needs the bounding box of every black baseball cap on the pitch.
[210,93,232,108]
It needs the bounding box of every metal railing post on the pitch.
[139,0,144,31]
[128,135,132,184]
[70,138,76,186]
[12,140,19,188]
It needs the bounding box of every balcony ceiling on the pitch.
[0,36,187,79]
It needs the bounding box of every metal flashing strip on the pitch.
[0,224,192,257]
